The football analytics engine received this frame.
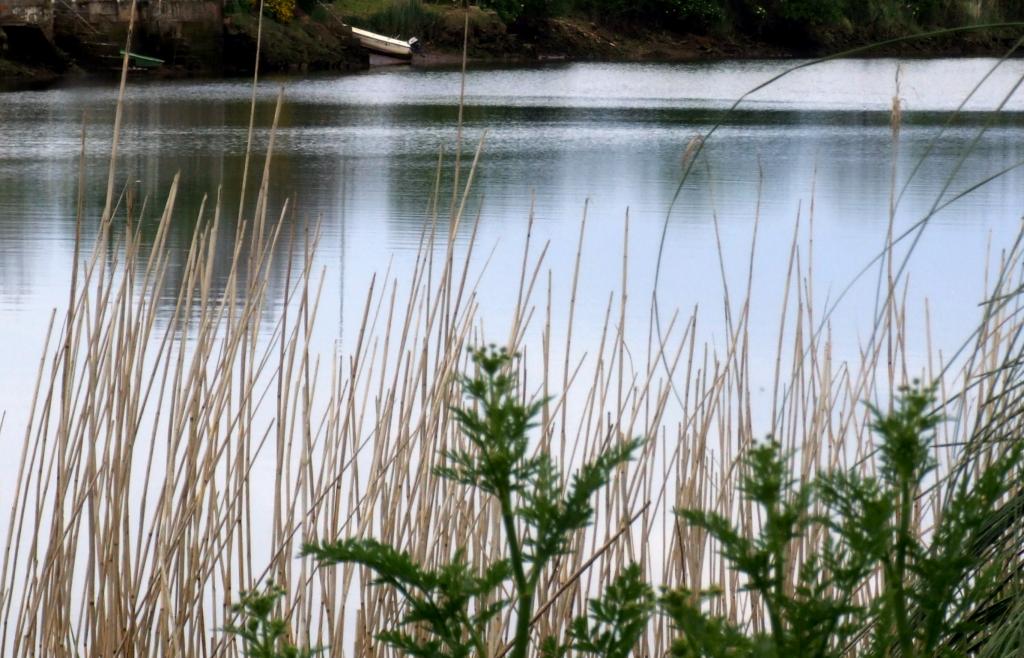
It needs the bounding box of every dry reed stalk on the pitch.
[4,50,1024,658]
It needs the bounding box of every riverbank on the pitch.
[222,12,367,74]
[0,0,367,89]
[2,0,1022,88]
[0,56,61,88]
[402,4,1023,64]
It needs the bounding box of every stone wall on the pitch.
[51,0,365,74]
[0,0,54,39]
[52,0,224,70]
[139,0,225,68]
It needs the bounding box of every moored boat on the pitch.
[119,50,165,69]
[350,27,419,59]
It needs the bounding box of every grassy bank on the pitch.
[222,10,368,74]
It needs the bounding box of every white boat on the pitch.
[350,27,419,59]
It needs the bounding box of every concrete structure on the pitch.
[1,0,58,70]
[0,0,54,37]
[2,0,363,76]
[50,0,224,70]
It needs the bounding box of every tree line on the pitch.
[476,0,1024,38]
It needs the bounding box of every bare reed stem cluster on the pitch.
[2,44,1024,658]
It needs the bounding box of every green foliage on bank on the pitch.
[326,0,1024,48]
[478,0,1024,38]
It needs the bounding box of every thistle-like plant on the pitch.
[223,582,321,658]
[861,386,1024,658]
[666,439,873,658]
[303,345,646,658]
[541,563,656,658]
[665,384,1024,658]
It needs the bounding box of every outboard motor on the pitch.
[409,37,423,55]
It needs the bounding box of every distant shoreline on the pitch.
[2,9,1021,91]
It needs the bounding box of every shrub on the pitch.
[666,385,1024,657]
[480,0,569,26]
[265,0,296,22]
[672,0,727,30]
[365,0,442,37]
[296,0,320,18]
[225,0,254,15]
[733,0,843,36]
[308,2,330,21]
[572,0,726,31]
[773,0,843,24]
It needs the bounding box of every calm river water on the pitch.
[2,58,1024,429]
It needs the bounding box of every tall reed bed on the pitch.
[2,56,1024,658]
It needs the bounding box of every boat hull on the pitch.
[351,27,414,59]
[119,49,164,69]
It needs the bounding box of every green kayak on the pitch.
[119,50,165,69]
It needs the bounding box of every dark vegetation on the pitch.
[484,0,1024,34]
[4,0,1023,85]
[327,0,1024,56]
[222,9,367,74]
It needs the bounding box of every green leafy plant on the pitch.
[542,563,656,658]
[223,582,321,658]
[232,376,1021,658]
[666,438,872,658]
[665,384,1024,658]
[303,345,646,658]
